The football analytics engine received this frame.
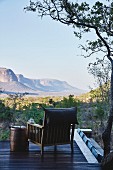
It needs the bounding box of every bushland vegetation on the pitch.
[0,91,109,148]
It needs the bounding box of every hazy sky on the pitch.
[0,0,97,91]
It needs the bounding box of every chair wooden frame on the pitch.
[27,107,78,156]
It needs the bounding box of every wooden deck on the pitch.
[0,141,101,170]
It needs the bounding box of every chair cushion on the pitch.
[45,107,78,125]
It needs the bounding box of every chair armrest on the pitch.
[27,122,44,143]
[27,122,44,129]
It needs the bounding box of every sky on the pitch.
[0,0,97,91]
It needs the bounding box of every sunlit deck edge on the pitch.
[74,129,103,163]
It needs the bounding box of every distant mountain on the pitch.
[16,74,83,93]
[0,67,85,96]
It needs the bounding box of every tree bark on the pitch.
[102,61,113,157]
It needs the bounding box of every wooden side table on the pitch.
[10,126,29,152]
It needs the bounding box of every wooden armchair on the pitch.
[27,107,78,156]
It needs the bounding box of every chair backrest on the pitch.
[42,107,78,145]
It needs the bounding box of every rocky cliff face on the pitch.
[0,67,18,82]
[0,67,35,94]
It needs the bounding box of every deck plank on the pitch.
[0,141,101,170]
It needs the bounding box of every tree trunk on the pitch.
[102,61,113,157]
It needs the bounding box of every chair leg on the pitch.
[71,142,74,154]
[71,125,75,154]
[54,145,57,152]
[41,146,44,156]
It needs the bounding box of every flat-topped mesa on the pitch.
[0,67,18,82]
[0,67,86,95]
